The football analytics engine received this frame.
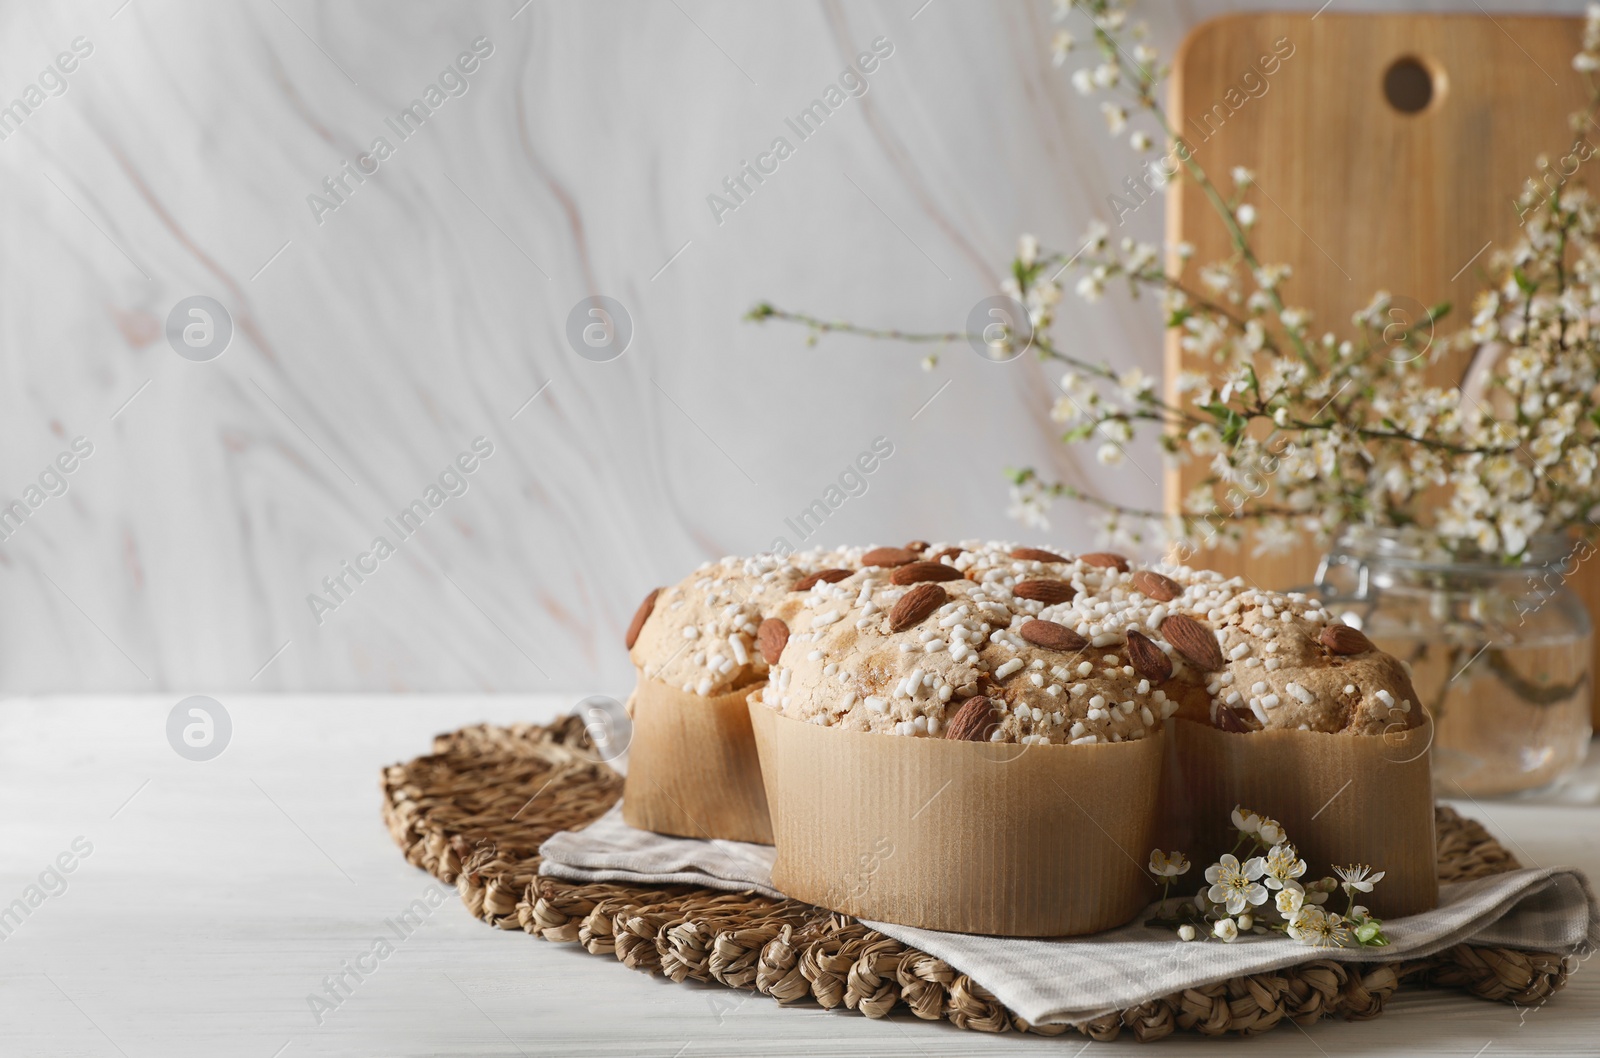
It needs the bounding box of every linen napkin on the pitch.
[538,805,1599,1025]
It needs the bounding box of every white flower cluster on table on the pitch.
[1148,806,1390,949]
[751,0,1600,565]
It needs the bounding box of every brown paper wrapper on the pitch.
[621,673,772,844]
[749,702,1165,937]
[1171,717,1438,919]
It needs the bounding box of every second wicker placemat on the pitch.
[380,717,1572,1043]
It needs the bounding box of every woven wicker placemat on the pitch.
[381,717,1573,1043]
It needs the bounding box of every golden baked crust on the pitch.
[759,542,1421,742]
[628,546,870,697]
[1202,605,1422,735]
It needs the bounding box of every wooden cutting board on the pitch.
[1165,12,1600,716]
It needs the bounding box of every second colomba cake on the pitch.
[759,540,1421,744]
[619,544,870,844]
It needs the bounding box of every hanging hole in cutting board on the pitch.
[1383,56,1439,114]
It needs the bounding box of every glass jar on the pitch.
[1311,526,1593,798]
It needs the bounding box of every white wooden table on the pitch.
[2,696,1596,1057]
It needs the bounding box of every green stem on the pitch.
[744,304,963,345]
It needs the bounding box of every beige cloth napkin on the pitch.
[539,804,1599,1025]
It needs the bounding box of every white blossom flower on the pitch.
[1334,864,1386,894]
[1278,307,1310,333]
[1119,367,1154,397]
[1275,887,1305,915]
[1253,263,1291,289]
[1095,7,1127,31]
[1178,924,1197,941]
[1125,240,1158,271]
[1230,806,1260,834]
[1232,166,1255,188]
[1007,482,1051,531]
[1098,417,1134,444]
[1205,854,1269,915]
[1287,907,1352,948]
[1149,849,1192,877]
[1199,262,1236,294]
[1212,917,1240,942]
[1261,843,1307,890]
[1050,29,1075,66]
[1246,517,1295,556]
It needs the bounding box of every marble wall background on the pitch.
[0,0,1587,694]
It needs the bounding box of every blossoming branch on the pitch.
[1149,805,1391,948]
[749,0,1600,563]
